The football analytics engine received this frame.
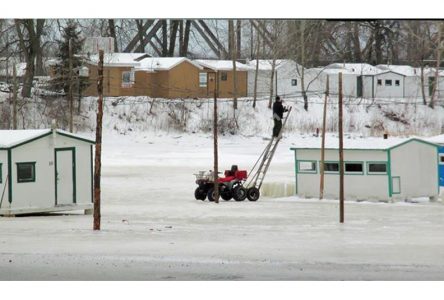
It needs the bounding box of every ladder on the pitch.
[246,107,292,190]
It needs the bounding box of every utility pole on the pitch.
[93,50,104,231]
[338,72,345,223]
[68,38,74,133]
[213,72,220,204]
[252,28,260,109]
[12,63,17,130]
[229,20,238,110]
[319,75,329,200]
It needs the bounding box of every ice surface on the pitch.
[1,132,444,280]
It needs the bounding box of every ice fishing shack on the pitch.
[290,137,440,202]
[0,129,94,216]
[426,134,444,187]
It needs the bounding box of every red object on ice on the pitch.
[218,176,236,183]
[235,170,247,180]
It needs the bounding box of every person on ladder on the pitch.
[272,95,288,138]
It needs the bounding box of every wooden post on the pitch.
[68,38,74,133]
[319,75,329,200]
[253,28,260,109]
[12,63,17,130]
[93,50,104,231]
[338,72,345,223]
[213,72,220,203]
[229,20,238,110]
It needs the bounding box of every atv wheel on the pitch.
[233,186,247,201]
[247,187,260,201]
[194,187,206,200]
[207,188,216,202]
[220,188,232,201]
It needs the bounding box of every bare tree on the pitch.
[14,19,45,98]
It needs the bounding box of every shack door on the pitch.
[357,76,363,97]
[55,148,76,205]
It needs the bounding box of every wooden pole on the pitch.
[12,63,17,130]
[253,28,260,109]
[213,72,220,203]
[93,50,104,231]
[68,38,74,133]
[338,72,345,223]
[319,75,329,200]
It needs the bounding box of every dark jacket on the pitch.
[273,101,287,120]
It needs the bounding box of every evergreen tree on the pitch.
[51,21,88,94]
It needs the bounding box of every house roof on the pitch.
[194,59,253,71]
[326,63,381,75]
[290,137,438,151]
[87,53,149,67]
[0,129,94,149]
[136,57,203,71]
[246,59,297,71]
[376,64,418,77]
[426,134,444,145]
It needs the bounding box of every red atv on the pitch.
[194,165,248,201]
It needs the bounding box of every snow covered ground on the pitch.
[1,132,444,280]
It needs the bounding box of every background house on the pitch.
[291,137,439,202]
[194,59,251,98]
[0,129,94,216]
[136,57,204,98]
[84,53,148,97]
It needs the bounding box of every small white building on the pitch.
[290,137,439,202]
[377,64,444,100]
[0,129,94,216]
[361,70,406,99]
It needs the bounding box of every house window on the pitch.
[298,161,317,173]
[385,79,392,86]
[395,80,400,86]
[221,72,228,81]
[199,72,208,87]
[121,71,135,88]
[323,162,339,173]
[377,79,382,86]
[291,79,298,86]
[367,162,387,175]
[345,162,364,174]
[16,162,36,183]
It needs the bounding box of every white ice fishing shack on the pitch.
[0,129,94,216]
[290,137,440,202]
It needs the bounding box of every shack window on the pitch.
[324,162,339,173]
[121,71,135,88]
[199,73,207,87]
[385,79,392,86]
[345,162,363,174]
[367,162,387,174]
[298,161,317,173]
[17,162,36,183]
[291,79,298,86]
[395,80,400,86]
[439,154,444,165]
[221,72,228,81]
[377,79,382,86]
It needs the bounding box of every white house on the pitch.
[290,137,439,202]
[377,64,444,100]
[246,59,324,99]
[321,63,382,98]
[361,70,406,98]
[0,129,95,216]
